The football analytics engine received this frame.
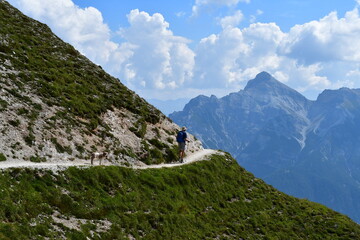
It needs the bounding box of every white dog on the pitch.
[90,152,108,165]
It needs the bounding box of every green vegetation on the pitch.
[8,119,20,127]
[0,99,7,111]
[0,1,162,129]
[129,118,148,138]
[139,140,178,165]
[0,1,179,165]
[0,154,358,239]
[51,138,72,155]
[24,133,35,146]
[29,155,46,163]
[0,153,6,161]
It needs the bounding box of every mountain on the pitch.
[1,1,360,238]
[170,71,360,223]
[0,0,202,167]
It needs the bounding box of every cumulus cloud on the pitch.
[218,10,244,28]
[192,6,360,99]
[193,22,286,89]
[114,9,195,90]
[281,9,360,64]
[192,0,250,17]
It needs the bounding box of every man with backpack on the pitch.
[176,126,189,163]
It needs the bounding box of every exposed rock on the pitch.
[170,71,360,223]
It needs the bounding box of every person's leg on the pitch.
[178,143,182,160]
[178,142,185,162]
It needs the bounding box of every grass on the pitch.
[0,154,358,239]
[0,1,162,129]
[0,1,179,165]
[0,153,6,162]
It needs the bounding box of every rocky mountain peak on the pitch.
[243,72,307,103]
[244,71,276,91]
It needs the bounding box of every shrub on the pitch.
[129,119,147,138]
[17,108,29,115]
[150,148,164,164]
[0,153,6,162]
[75,144,85,154]
[148,138,166,150]
[29,156,46,163]
[51,138,72,154]
[8,119,20,127]
[24,134,35,146]
[0,99,8,111]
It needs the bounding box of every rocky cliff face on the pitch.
[170,71,360,222]
[0,0,202,166]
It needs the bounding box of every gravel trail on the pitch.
[0,149,221,171]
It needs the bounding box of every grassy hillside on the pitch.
[0,0,205,166]
[0,0,160,126]
[0,153,358,239]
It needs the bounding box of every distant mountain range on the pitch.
[170,71,360,222]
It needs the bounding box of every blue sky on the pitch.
[72,0,356,38]
[7,0,360,113]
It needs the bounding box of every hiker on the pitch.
[176,126,189,163]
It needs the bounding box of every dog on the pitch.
[90,152,108,165]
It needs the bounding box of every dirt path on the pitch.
[0,149,221,171]
[134,149,220,169]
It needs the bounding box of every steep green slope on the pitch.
[0,0,160,125]
[0,154,358,239]
[0,0,203,165]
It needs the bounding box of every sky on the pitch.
[7,0,360,113]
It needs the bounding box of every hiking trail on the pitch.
[0,149,221,171]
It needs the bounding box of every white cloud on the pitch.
[192,0,250,17]
[8,0,117,65]
[176,11,186,17]
[113,9,195,90]
[7,0,360,103]
[194,27,247,88]
[219,10,244,28]
[281,9,360,64]
[193,22,286,89]
[192,6,360,99]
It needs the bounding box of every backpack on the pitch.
[176,131,185,142]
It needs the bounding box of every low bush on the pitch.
[29,156,46,163]
[0,153,6,161]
